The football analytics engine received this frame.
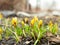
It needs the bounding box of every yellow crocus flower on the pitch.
[0,28,3,34]
[24,17,29,23]
[30,16,38,26]
[21,21,25,26]
[0,13,3,19]
[33,16,38,22]
[30,19,35,26]
[48,21,53,32]
[38,20,43,28]
[11,17,17,26]
[48,21,53,28]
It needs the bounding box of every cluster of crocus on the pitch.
[0,16,58,45]
[30,16,43,29]
[48,20,58,34]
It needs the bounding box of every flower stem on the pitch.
[0,34,2,40]
[34,39,39,45]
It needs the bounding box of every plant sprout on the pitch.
[48,21,58,34]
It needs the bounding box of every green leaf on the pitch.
[15,26,23,36]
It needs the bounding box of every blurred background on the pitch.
[0,0,60,16]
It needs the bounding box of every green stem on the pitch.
[31,32,36,40]
[34,39,39,45]
[14,32,19,43]
[23,30,26,37]
[0,34,2,40]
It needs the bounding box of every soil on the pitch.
[0,36,60,45]
[0,37,34,45]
